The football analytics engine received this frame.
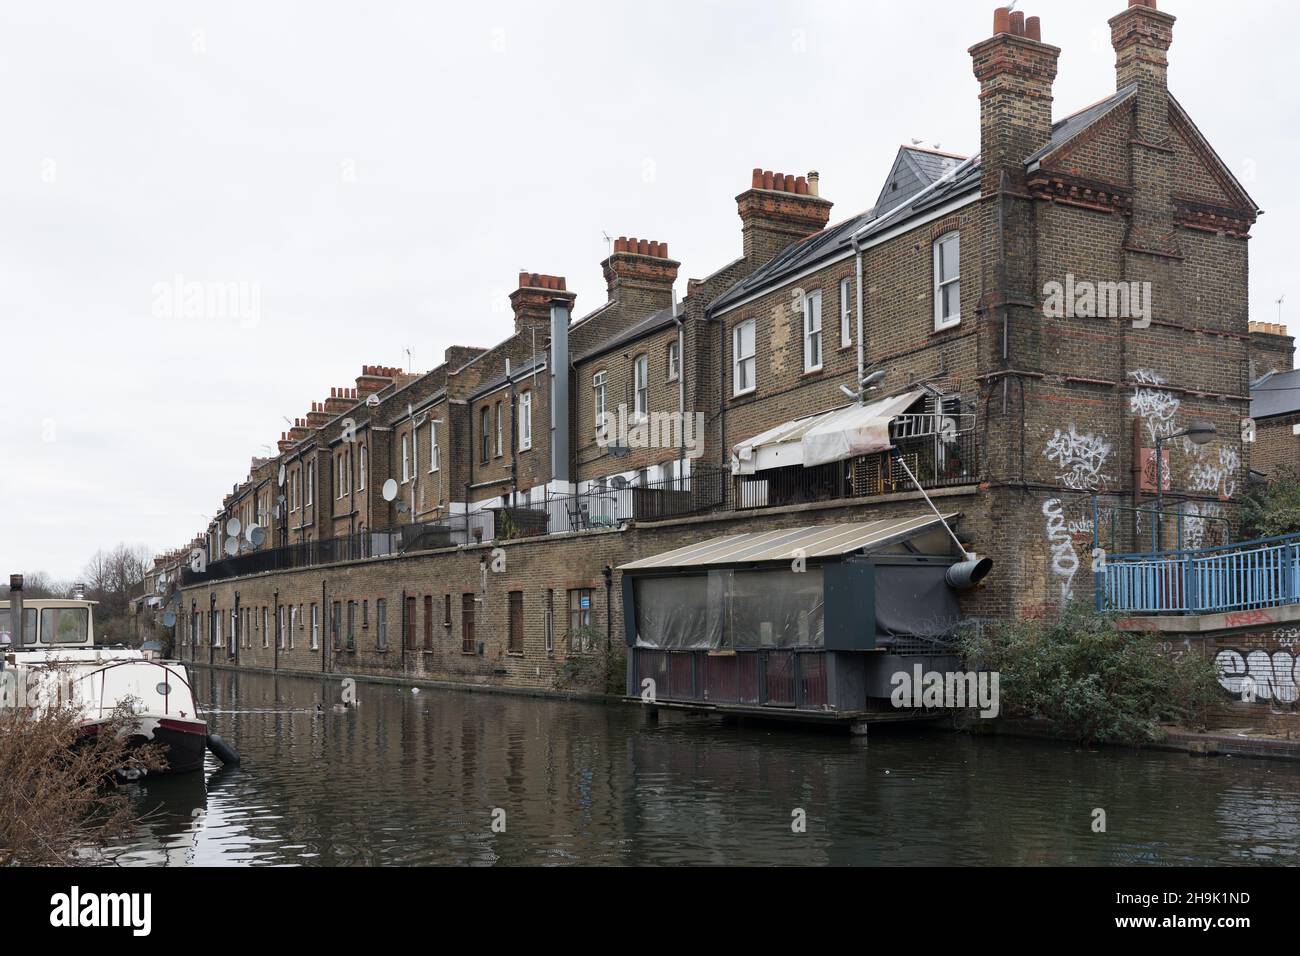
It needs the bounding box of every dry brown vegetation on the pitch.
[0,701,164,866]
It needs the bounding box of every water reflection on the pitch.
[106,669,1300,866]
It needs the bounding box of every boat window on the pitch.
[0,608,37,645]
[156,682,172,696]
[39,607,90,644]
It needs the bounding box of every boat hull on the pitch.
[79,716,209,776]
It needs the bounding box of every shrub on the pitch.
[961,604,1221,744]
[0,700,164,866]
[1241,466,1300,539]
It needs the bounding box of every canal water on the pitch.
[113,668,1300,866]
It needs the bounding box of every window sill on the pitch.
[801,367,824,378]
[731,388,756,400]
[933,320,962,335]
[507,652,524,658]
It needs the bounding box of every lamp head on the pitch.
[1185,419,1217,446]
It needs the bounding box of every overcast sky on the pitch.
[1,0,1294,581]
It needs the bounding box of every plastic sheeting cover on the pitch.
[634,569,825,650]
[874,564,961,639]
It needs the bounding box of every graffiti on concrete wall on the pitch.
[1129,369,1181,443]
[1044,426,1115,491]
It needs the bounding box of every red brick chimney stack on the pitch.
[970,6,1060,194]
[736,167,833,264]
[1110,0,1175,141]
[601,237,680,310]
[510,272,577,335]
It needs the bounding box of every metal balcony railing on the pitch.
[733,429,978,511]
[1100,533,1300,616]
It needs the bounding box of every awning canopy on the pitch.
[730,390,925,475]
[619,514,958,571]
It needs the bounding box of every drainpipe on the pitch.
[233,590,240,666]
[674,290,686,474]
[853,236,866,405]
[209,593,216,667]
[603,565,613,650]
[320,580,327,674]
[273,588,279,672]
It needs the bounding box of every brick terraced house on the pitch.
[170,1,1274,715]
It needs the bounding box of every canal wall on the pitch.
[176,486,985,696]
[1122,604,1300,735]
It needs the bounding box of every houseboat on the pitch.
[619,514,991,726]
[0,598,210,774]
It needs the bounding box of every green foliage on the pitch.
[553,628,624,695]
[961,604,1221,744]
[1241,466,1300,539]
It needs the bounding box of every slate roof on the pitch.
[709,155,981,316]
[573,303,680,363]
[875,146,966,218]
[1025,83,1138,167]
[1251,369,1300,420]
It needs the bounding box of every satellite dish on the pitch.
[226,517,242,538]
[382,478,399,502]
[247,525,266,548]
[223,538,239,557]
[163,611,177,628]
[609,445,631,459]
[366,393,381,407]
[278,463,287,487]
[610,475,629,490]
[395,500,410,514]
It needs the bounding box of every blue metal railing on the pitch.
[1100,533,1300,616]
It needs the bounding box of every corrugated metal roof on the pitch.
[619,514,957,571]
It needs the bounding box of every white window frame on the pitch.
[261,607,268,649]
[593,370,607,432]
[933,231,961,331]
[667,341,679,382]
[733,319,756,396]
[633,354,649,419]
[289,605,297,650]
[358,443,367,491]
[519,391,533,450]
[428,421,439,473]
[495,402,504,457]
[306,461,314,507]
[839,278,852,347]
[401,434,411,483]
[803,290,822,373]
[277,605,286,650]
[311,604,319,650]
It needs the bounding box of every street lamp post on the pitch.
[1154,419,1217,551]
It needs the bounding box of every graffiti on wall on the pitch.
[1043,426,1115,491]
[1183,501,1226,550]
[1043,498,1080,604]
[1187,445,1241,500]
[1129,369,1181,443]
[1213,627,1300,703]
